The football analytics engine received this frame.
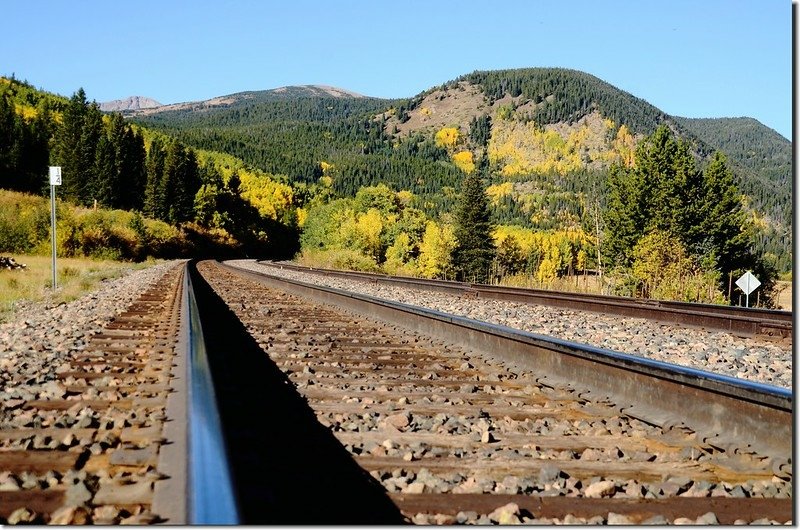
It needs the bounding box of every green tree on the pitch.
[496,234,524,276]
[52,88,89,202]
[692,152,749,274]
[604,125,702,266]
[144,138,167,219]
[452,172,495,283]
[0,94,49,193]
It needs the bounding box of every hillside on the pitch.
[674,116,791,222]
[131,69,791,271]
[0,77,302,260]
[124,84,368,118]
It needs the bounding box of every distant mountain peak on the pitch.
[99,96,162,112]
[270,85,366,98]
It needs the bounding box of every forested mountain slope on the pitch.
[133,68,791,273]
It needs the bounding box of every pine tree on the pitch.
[604,125,704,266]
[693,152,750,275]
[452,172,495,283]
[53,88,89,202]
[144,138,166,219]
[20,104,51,193]
[122,128,147,210]
[0,95,20,190]
[78,102,103,205]
[93,133,118,207]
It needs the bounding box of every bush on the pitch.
[298,248,380,272]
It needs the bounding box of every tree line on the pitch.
[603,125,776,304]
[0,80,299,259]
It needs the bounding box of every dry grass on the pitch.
[774,281,793,311]
[496,273,605,295]
[0,254,159,321]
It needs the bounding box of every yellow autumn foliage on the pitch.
[485,182,514,206]
[487,113,640,176]
[396,190,415,207]
[355,208,383,260]
[492,224,596,281]
[17,105,37,120]
[296,207,308,228]
[435,127,461,150]
[238,170,294,221]
[417,221,456,278]
[451,150,475,174]
[487,120,583,176]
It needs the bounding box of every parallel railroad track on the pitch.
[193,260,792,524]
[0,259,790,524]
[260,261,792,341]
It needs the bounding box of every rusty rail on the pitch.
[231,261,792,461]
[258,261,792,339]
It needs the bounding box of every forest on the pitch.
[133,68,791,276]
[0,70,791,306]
[0,77,299,260]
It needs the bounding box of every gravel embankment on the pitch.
[0,261,182,417]
[228,260,792,390]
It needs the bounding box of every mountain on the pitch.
[123,84,367,117]
[99,96,162,112]
[130,68,791,271]
[674,116,791,219]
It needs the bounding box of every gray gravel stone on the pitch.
[233,260,791,389]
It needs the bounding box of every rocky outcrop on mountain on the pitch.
[99,96,162,112]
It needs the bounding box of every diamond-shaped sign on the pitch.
[735,271,760,296]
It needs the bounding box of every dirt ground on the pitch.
[775,280,792,311]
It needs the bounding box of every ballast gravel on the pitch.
[0,260,180,523]
[228,260,791,390]
[0,261,180,410]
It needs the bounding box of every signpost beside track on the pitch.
[49,166,61,290]
[735,270,760,308]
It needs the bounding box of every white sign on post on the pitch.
[49,166,62,186]
[49,166,61,290]
[735,270,760,308]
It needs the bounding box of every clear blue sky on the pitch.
[5,0,793,139]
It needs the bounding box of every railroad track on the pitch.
[260,261,792,340]
[191,260,791,524]
[0,263,188,524]
[0,260,791,524]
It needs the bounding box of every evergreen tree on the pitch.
[79,102,103,205]
[452,172,495,283]
[693,152,750,276]
[603,126,768,304]
[0,95,20,190]
[53,88,89,202]
[121,128,147,210]
[161,141,200,224]
[144,138,166,219]
[604,125,703,266]
[19,104,51,193]
[93,133,118,207]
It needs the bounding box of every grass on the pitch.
[0,254,161,322]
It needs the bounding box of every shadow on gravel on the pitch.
[188,261,407,525]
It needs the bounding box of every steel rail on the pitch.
[184,262,240,524]
[225,261,792,462]
[259,261,792,339]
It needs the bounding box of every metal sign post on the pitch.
[735,270,760,308]
[49,167,61,290]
